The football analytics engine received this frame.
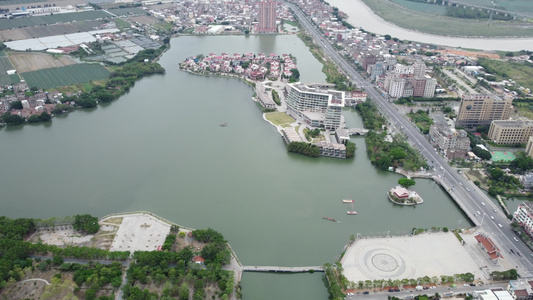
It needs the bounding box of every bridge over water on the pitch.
[347,128,369,135]
[242,265,324,273]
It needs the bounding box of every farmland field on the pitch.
[9,52,76,72]
[108,7,147,16]
[0,74,21,86]
[0,11,110,30]
[21,64,110,89]
[0,20,106,41]
[360,0,533,37]
[0,56,15,74]
[390,0,446,15]
[450,0,533,16]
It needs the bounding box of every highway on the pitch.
[286,1,533,276]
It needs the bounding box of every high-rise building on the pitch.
[257,0,276,33]
[286,83,345,130]
[456,94,513,129]
[513,202,533,237]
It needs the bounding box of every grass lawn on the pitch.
[265,112,295,126]
[360,0,533,38]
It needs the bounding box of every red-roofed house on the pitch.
[192,256,205,264]
[475,234,502,264]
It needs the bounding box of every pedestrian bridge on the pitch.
[242,266,324,273]
[347,128,369,135]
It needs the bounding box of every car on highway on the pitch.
[493,209,497,212]
[363,291,369,295]
[466,188,470,191]
[481,202,485,206]
[490,216,494,220]
[476,211,481,215]
[514,237,519,242]
[498,224,502,228]
[459,182,463,186]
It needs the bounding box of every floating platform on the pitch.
[343,199,354,203]
[347,211,357,215]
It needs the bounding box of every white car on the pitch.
[466,188,470,191]
[514,237,519,242]
[459,182,463,186]
[490,216,494,220]
[481,202,485,206]
[498,224,503,228]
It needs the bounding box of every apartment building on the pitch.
[285,83,345,130]
[429,125,470,159]
[456,94,513,129]
[513,202,533,238]
[507,279,533,300]
[526,136,533,159]
[488,119,533,145]
[257,0,276,33]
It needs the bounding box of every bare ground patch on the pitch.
[130,15,160,25]
[9,52,76,73]
[465,169,489,190]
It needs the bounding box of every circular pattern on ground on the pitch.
[371,253,398,272]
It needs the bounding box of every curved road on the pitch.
[287,1,533,277]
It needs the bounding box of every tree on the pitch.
[489,167,504,180]
[1,112,25,126]
[384,34,392,40]
[472,146,492,160]
[179,282,189,300]
[9,101,23,110]
[390,147,407,160]
[72,214,100,234]
[398,178,415,188]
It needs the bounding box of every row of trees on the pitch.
[365,131,426,171]
[350,272,474,290]
[356,101,387,130]
[287,141,320,157]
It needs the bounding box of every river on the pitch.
[326,0,533,51]
[0,35,471,299]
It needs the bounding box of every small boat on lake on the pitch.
[342,199,354,203]
[346,211,357,215]
[220,122,228,127]
[322,216,337,222]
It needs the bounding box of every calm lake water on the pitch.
[0,35,471,299]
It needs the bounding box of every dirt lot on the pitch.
[9,52,76,72]
[436,49,500,59]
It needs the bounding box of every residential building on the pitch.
[388,76,406,98]
[423,76,437,98]
[285,83,345,130]
[488,119,533,145]
[526,136,533,159]
[429,125,470,159]
[413,60,426,77]
[456,94,513,129]
[520,173,533,189]
[513,202,533,237]
[257,0,277,33]
[507,279,533,300]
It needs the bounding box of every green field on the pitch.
[0,74,20,85]
[390,0,446,15]
[21,64,110,89]
[0,11,110,30]
[451,0,533,16]
[360,0,533,38]
[0,56,15,74]
[108,8,147,16]
[478,58,533,90]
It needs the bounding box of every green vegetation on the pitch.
[287,142,320,157]
[264,112,295,125]
[390,0,446,15]
[359,0,533,37]
[0,112,24,126]
[22,64,111,90]
[511,152,533,172]
[323,263,348,300]
[162,234,176,251]
[62,62,165,109]
[478,58,533,91]
[271,89,281,105]
[446,6,513,20]
[365,131,426,171]
[398,178,415,188]
[487,167,522,196]
[406,109,433,134]
[356,101,387,130]
[124,228,234,299]
[490,269,519,280]
[73,214,100,234]
[345,141,356,158]
[472,146,492,160]
[27,112,51,123]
